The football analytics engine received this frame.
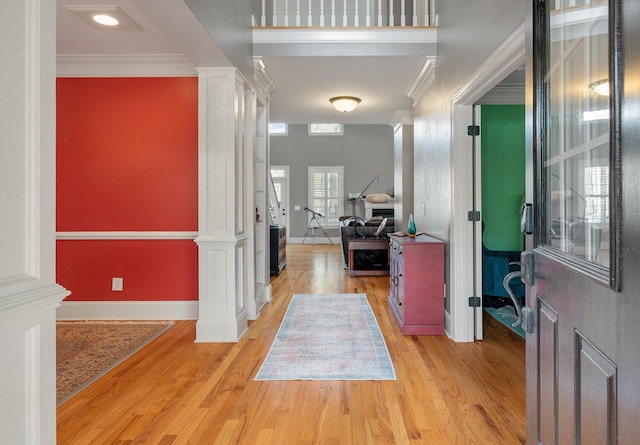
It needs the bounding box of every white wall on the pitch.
[413,0,526,339]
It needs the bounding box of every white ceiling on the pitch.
[56,0,434,125]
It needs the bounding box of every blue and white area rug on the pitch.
[255,293,396,380]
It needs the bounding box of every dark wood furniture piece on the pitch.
[270,225,286,276]
[348,238,390,276]
[388,234,445,335]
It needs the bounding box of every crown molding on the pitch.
[390,110,414,129]
[253,56,278,99]
[56,54,197,77]
[406,57,436,104]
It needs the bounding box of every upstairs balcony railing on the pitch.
[256,0,435,28]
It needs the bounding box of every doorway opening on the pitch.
[475,103,526,338]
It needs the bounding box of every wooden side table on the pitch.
[348,238,390,276]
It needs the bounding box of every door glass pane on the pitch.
[544,0,609,267]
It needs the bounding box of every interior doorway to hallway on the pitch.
[270,165,290,238]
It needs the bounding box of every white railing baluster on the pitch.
[257,0,442,28]
[343,0,348,25]
[424,0,429,26]
[366,0,371,26]
[273,0,277,26]
[284,0,289,26]
[354,0,360,26]
[331,0,336,26]
[412,0,417,26]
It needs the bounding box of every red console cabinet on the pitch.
[388,234,445,335]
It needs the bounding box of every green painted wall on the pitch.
[481,105,525,251]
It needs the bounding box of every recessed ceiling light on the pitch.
[64,5,140,30]
[92,14,119,26]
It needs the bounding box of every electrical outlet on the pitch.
[112,277,123,291]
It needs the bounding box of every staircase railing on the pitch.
[256,0,435,28]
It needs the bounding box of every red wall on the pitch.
[56,77,198,301]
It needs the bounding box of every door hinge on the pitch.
[467,210,481,222]
[467,125,480,136]
[468,296,481,307]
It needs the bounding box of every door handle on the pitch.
[517,251,536,334]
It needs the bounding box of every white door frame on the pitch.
[270,165,290,240]
[448,23,525,342]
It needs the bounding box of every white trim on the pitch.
[448,23,525,343]
[406,57,436,104]
[253,27,437,45]
[56,300,198,320]
[475,85,525,105]
[56,231,198,240]
[288,236,341,244]
[390,110,414,130]
[56,54,197,77]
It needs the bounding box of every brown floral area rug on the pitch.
[56,321,174,406]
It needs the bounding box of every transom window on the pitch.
[308,123,343,135]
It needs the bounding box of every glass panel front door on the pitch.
[544,0,609,268]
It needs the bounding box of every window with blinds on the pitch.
[308,166,344,227]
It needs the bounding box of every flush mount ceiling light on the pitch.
[330,96,361,113]
[589,79,609,96]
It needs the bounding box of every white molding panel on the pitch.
[56,54,197,77]
[56,231,198,240]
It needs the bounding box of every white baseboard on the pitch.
[288,236,341,245]
[57,300,198,320]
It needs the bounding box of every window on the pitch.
[268,122,288,135]
[308,166,344,227]
[308,123,343,135]
[584,166,609,223]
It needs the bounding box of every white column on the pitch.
[261,0,266,25]
[400,0,405,26]
[389,0,395,26]
[0,1,70,443]
[195,68,249,342]
[296,0,301,26]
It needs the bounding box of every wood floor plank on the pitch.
[57,244,525,444]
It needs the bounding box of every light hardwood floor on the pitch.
[57,244,525,445]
